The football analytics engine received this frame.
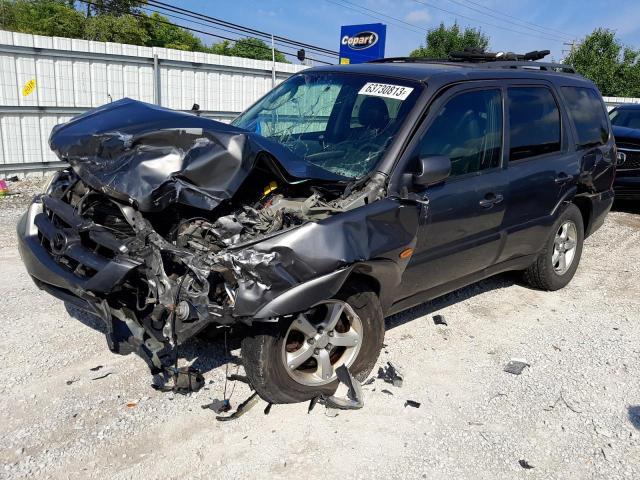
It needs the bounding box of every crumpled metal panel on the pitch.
[48,98,348,212]
[219,197,421,317]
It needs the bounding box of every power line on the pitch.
[458,0,578,39]
[440,0,573,41]
[326,0,427,36]
[76,0,334,64]
[138,5,337,61]
[147,0,338,57]
[408,0,567,44]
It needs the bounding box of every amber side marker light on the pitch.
[399,248,414,259]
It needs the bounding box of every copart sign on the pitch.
[339,23,387,64]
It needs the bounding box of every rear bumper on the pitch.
[614,175,640,200]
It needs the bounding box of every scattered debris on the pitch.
[216,392,260,421]
[227,374,251,385]
[544,390,582,414]
[65,378,79,385]
[89,367,117,381]
[320,365,364,410]
[503,359,530,375]
[433,314,447,326]
[381,389,394,396]
[126,402,137,408]
[89,365,103,371]
[264,403,273,415]
[552,345,562,352]
[152,367,204,394]
[362,377,375,386]
[488,392,507,403]
[404,400,421,408]
[201,399,231,414]
[308,397,319,414]
[518,459,534,469]
[378,361,403,387]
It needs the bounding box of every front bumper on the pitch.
[17,197,141,316]
[614,175,640,200]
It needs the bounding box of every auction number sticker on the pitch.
[358,82,414,100]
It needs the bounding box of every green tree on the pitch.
[145,12,204,51]
[207,40,233,56]
[87,0,144,16]
[84,14,150,45]
[0,0,85,38]
[564,28,640,97]
[410,22,489,58]
[227,37,288,62]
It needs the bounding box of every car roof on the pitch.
[612,103,640,110]
[308,61,596,89]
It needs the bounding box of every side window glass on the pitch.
[508,87,561,161]
[562,86,610,148]
[418,89,503,177]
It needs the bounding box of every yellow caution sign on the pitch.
[22,79,36,97]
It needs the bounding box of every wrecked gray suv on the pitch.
[18,58,615,404]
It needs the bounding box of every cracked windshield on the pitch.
[233,73,422,178]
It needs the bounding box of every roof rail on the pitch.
[368,49,576,74]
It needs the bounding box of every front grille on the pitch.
[618,143,640,174]
[36,188,132,282]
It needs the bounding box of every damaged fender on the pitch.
[219,197,421,318]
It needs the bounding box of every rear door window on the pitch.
[562,87,610,148]
[508,87,561,161]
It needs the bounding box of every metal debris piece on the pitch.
[66,378,79,385]
[216,392,260,421]
[433,314,447,326]
[264,403,273,415]
[503,359,530,375]
[362,377,375,386]
[381,389,394,396]
[308,396,319,414]
[404,399,421,408]
[89,367,116,380]
[378,361,403,387]
[89,365,103,371]
[319,365,364,410]
[227,374,251,385]
[518,459,534,469]
[201,399,231,414]
[152,366,204,394]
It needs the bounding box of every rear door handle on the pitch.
[555,173,574,184]
[479,193,503,209]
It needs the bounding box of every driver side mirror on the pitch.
[413,155,451,187]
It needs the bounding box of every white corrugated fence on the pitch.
[0,29,307,175]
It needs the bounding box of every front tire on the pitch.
[241,284,385,404]
[524,203,584,291]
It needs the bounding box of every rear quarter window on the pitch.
[561,87,610,148]
[508,87,561,162]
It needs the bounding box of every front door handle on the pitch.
[479,193,503,209]
[555,173,574,184]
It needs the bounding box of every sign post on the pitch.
[339,23,387,64]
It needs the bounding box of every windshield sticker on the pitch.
[358,83,414,100]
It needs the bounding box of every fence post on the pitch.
[153,53,161,105]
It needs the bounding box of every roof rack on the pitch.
[369,48,576,74]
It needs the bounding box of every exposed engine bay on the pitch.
[18,98,421,375]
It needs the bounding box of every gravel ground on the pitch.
[1,179,639,480]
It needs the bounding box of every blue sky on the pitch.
[160,0,640,63]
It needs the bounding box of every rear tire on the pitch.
[241,284,384,404]
[523,203,584,291]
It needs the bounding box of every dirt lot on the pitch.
[1,179,639,480]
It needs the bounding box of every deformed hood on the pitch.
[49,98,347,212]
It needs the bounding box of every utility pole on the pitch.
[562,41,579,56]
[271,34,276,88]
